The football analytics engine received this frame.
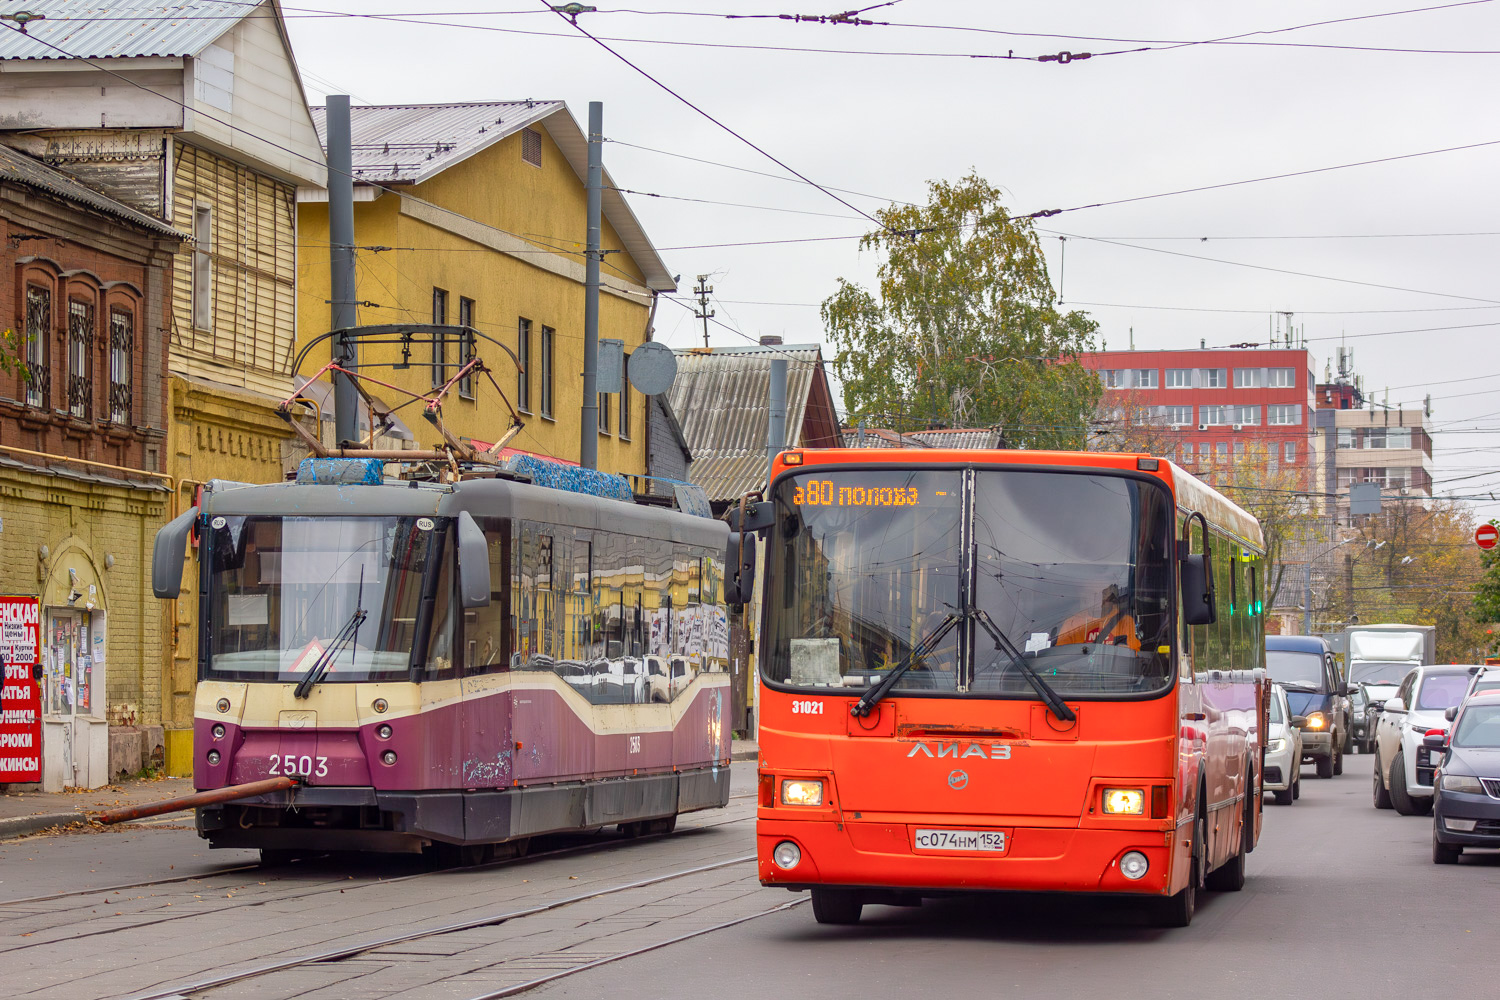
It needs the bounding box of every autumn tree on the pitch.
[1212,441,1322,614]
[820,173,1101,449]
[0,328,26,379]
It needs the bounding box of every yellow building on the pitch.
[0,2,328,774]
[296,102,676,475]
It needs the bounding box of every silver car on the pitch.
[1265,683,1304,805]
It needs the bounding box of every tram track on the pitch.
[1,790,758,910]
[113,851,763,1000]
[3,808,758,961]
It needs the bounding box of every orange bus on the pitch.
[737,449,1267,927]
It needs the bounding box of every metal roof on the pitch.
[0,143,184,237]
[0,0,249,60]
[309,101,674,292]
[839,427,1004,449]
[667,344,829,502]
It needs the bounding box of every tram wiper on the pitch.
[294,567,366,700]
[849,613,961,718]
[970,608,1077,723]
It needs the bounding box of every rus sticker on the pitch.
[211,516,227,529]
[416,517,435,531]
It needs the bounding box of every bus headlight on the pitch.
[773,841,802,869]
[1102,788,1145,815]
[780,779,824,806]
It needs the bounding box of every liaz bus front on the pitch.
[749,449,1262,927]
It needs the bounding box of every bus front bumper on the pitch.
[758,817,1179,896]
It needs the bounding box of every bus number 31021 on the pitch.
[791,700,824,715]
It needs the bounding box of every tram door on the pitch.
[461,517,513,790]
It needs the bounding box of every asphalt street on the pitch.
[2,756,1496,1000]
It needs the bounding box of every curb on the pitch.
[0,811,87,839]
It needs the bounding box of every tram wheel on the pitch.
[258,849,299,867]
[810,888,863,925]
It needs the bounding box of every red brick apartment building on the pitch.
[1078,347,1317,474]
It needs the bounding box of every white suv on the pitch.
[1372,665,1475,815]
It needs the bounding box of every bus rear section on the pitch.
[750,451,1265,926]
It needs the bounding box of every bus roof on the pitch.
[776,448,1264,554]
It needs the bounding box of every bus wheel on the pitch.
[810,888,863,925]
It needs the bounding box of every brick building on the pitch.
[0,146,182,790]
[1079,347,1318,478]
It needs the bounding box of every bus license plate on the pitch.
[914,829,1006,852]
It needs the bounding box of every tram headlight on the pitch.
[381,750,397,766]
[1119,851,1150,880]
[373,698,389,714]
[1102,788,1145,815]
[212,724,226,740]
[780,779,824,807]
[773,841,802,870]
[206,750,221,765]
[215,698,231,714]
[376,724,393,740]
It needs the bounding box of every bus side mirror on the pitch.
[1181,552,1216,626]
[456,511,491,609]
[725,532,757,605]
[152,506,200,599]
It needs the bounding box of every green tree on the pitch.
[820,173,1101,449]
[1472,519,1500,640]
[0,327,26,379]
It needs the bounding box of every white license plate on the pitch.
[914,828,1006,852]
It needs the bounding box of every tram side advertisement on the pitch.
[0,596,41,782]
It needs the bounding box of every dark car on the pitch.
[1265,635,1351,778]
[1348,683,1378,754]
[1429,691,1500,863]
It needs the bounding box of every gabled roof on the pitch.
[667,344,842,501]
[0,143,182,237]
[0,0,250,59]
[309,101,674,292]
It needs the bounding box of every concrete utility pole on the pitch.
[580,101,603,470]
[693,275,714,348]
[765,336,787,484]
[327,95,359,448]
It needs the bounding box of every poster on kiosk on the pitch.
[0,596,42,783]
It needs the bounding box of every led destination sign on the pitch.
[792,480,933,508]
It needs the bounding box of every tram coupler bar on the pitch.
[91,776,300,826]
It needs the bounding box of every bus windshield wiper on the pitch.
[850,613,961,718]
[294,567,366,699]
[971,608,1077,723]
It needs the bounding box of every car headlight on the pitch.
[1305,712,1327,730]
[1102,788,1145,815]
[1441,773,1484,794]
[780,778,824,806]
[1266,738,1286,753]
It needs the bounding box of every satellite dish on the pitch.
[628,341,677,396]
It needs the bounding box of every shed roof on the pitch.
[0,143,183,237]
[309,101,674,292]
[0,0,250,59]
[667,344,840,501]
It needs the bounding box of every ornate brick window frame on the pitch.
[15,257,61,412]
[102,282,143,428]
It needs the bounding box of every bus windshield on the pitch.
[207,515,454,683]
[762,468,1175,699]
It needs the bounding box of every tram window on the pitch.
[465,517,511,674]
[570,533,593,658]
[642,537,672,660]
[424,536,459,681]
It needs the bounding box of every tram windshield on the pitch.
[762,468,1175,699]
[206,515,454,683]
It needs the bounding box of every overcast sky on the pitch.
[282,1,1500,513]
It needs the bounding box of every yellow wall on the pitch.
[296,123,654,478]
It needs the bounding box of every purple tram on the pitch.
[151,459,735,861]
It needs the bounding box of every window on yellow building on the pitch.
[192,205,212,331]
[517,318,532,413]
[598,389,611,435]
[540,325,554,418]
[431,288,448,387]
[458,297,475,399]
[619,353,631,441]
[522,128,542,168]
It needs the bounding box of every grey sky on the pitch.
[282,1,1500,511]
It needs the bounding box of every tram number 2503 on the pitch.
[790,700,824,715]
[268,754,330,778]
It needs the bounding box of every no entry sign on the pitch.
[1478,525,1500,550]
[0,595,41,783]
